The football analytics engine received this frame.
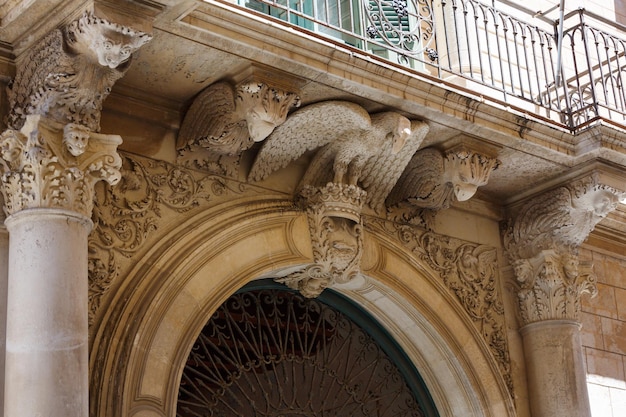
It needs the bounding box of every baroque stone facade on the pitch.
[2,2,626,417]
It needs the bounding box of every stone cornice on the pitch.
[174,0,626,168]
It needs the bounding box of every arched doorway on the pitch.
[176,280,439,417]
[90,201,515,417]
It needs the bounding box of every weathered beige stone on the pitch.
[521,320,591,417]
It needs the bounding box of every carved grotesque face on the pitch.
[91,29,136,69]
[67,16,150,69]
[63,123,90,156]
[324,216,362,272]
[245,107,279,142]
[447,159,480,202]
[591,189,618,217]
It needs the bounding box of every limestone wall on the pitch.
[580,247,626,417]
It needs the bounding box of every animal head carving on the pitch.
[65,12,152,69]
[443,147,500,202]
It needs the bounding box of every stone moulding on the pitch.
[0,115,122,218]
[88,152,258,326]
[276,183,366,298]
[176,80,300,177]
[503,171,625,325]
[366,217,514,395]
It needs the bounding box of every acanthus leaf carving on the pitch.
[503,173,624,325]
[0,115,122,218]
[6,11,151,133]
[276,183,366,298]
[511,250,597,324]
[177,80,300,177]
[387,145,499,228]
[366,217,513,395]
[88,153,254,327]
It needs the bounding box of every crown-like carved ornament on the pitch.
[177,80,300,177]
[0,115,122,218]
[503,173,624,325]
[276,183,366,297]
[6,12,151,132]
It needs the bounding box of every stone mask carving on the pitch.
[276,183,365,298]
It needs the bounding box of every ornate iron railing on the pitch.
[177,287,435,416]
[237,0,626,131]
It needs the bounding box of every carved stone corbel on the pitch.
[0,115,122,218]
[6,11,151,133]
[503,172,624,325]
[275,183,366,298]
[386,144,499,228]
[177,79,301,177]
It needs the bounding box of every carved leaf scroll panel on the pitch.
[177,288,429,417]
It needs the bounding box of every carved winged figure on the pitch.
[248,100,429,210]
[386,147,498,225]
[6,12,151,132]
[503,179,621,260]
[176,81,300,176]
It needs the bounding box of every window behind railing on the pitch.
[236,0,626,131]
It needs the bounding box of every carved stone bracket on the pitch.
[366,217,513,395]
[386,145,499,228]
[177,79,301,177]
[88,153,255,326]
[0,115,122,218]
[503,171,625,325]
[276,183,366,298]
[6,11,151,133]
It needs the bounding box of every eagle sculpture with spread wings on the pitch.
[248,100,429,211]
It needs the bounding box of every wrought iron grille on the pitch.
[177,287,433,416]
[235,0,626,131]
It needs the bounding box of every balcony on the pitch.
[233,0,626,132]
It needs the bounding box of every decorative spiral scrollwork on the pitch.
[177,287,431,417]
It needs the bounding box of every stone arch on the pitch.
[90,198,515,417]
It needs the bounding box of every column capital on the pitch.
[0,115,122,217]
[512,249,597,324]
[503,169,625,325]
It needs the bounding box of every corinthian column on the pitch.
[0,12,149,417]
[503,171,625,417]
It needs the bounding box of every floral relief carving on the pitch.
[511,250,597,324]
[276,183,366,298]
[88,153,253,325]
[503,173,623,325]
[366,217,513,394]
[0,115,122,218]
[177,80,300,177]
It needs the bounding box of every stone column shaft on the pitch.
[0,225,7,417]
[4,209,91,416]
[521,320,591,417]
[503,171,626,417]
